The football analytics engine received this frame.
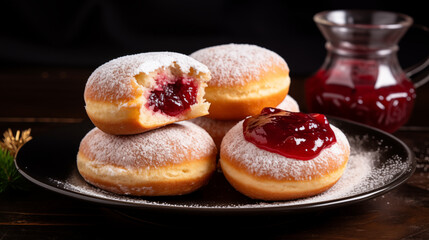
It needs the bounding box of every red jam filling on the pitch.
[305,59,416,133]
[243,107,337,160]
[147,75,198,116]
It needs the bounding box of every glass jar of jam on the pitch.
[305,10,428,133]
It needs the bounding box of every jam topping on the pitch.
[147,75,198,116]
[243,108,336,160]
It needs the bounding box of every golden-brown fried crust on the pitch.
[206,85,289,120]
[205,67,290,120]
[86,111,146,135]
[220,154,348,200]
[77,154,217,196]
[85,97,210,135]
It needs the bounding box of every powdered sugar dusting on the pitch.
[277,95,300,112]
[79,121,216,169]
[190,44,289,87]
[220,121,350,180]
[85,52,210,101]
[51,133,408,208]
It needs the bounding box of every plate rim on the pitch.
[15,117,416,214]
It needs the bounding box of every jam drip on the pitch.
[147,76,198,116]
[243,108,336,160]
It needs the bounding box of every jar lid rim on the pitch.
[314,10,413,30]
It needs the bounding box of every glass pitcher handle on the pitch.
[404,24,429,88]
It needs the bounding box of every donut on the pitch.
[190,44,290,120]
[77,121,217,196]
[189,117,237,152]
[84,52,211,135]
[276,94,300,113]
[190,95,300,149]
[219,108,350,201]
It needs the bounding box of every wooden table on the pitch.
[1,67,428,239]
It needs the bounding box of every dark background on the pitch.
[1,0,428,76]
[1,0,428,127]
[1,3,429,238]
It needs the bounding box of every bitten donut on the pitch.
[220,108,350,201]
[190,95,300,149]
[84,52,211,135]
[77,121,217,196]
[190,44,290,120]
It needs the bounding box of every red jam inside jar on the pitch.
[305,59,416,133]
[243,107,336,160]
[147,75,198,116]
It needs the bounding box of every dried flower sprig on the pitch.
[0,128,32,157]
[0,128,32,193]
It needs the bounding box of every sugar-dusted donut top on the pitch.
[79,121,216,169]
[221,121,350,180]
[190,43,289,87]
[84,52,210,102]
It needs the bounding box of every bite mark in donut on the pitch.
[84,52,211,135]
[146,73,198,117]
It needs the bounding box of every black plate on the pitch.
[15,118,415,223]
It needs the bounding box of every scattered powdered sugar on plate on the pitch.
[48,134,409,209]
